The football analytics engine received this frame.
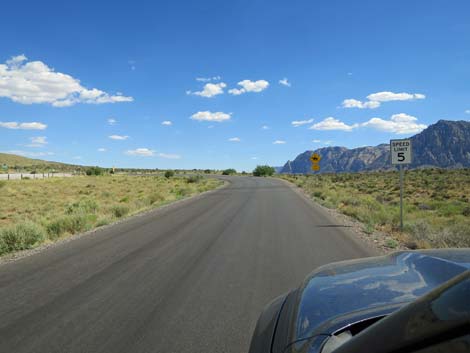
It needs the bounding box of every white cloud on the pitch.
[161,120,172,126]
[109,135,129,140]
[261,125,269,130]
[125,148,155,156]
[158,153,181,159]
[342,99,380,109]
[0,121,47,130]
[342,91,425,109]
[367,91,426,102]
[361,113,427,134]
[273,140,286,144]
[190,111,231,122]
[291,118,314,127]
[5,150,54,157]
[98,148,107,152]
[0,55,133,107]
[228,79,269,95]
[108,118,117,125]
[312,139,321,143]
[228,137,241,142]
[465,110,470,114]
[188,82,226,98]
[251,157,258,160]
[25,136,47,147]
[279,78,291,87]
[309,117,358,131]
[196,76,221,82]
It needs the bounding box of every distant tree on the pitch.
[222,168,237,175]
[85,166,103,176]
[204,169,212,174]
[164,170,175,178]
[253,165,275,177]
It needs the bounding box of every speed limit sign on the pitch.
[390,139,412,165]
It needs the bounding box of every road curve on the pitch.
[0,176,377,353]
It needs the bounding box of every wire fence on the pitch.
[0,173,74,180]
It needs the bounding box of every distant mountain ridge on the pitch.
[279,120,470,174]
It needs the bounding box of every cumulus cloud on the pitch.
[190,111,231,122]
[465,110,470,114]
[98,148,107,152]
[187,82,227,98]
[342,99,380,109]
[309,117,358,131]
[125,148,155,156]
[158,153,181,159]
[279,78,291,87]
[261,125,269,130]
[228,80,269,95]
[161,120,172,126]
[196,76,221,82]
[312,139,321,143]
[228,137,241,142]
[108,118,117,125]
[0,55,133,107]
[367,91,426,102]
[0,121,47,130]
[6,150,54,157]
[342,91,425,109]
[291,118,314,127]
[361,113,427,134]
[25,136,47,147]
[109,135,129,140]
[273,140,286,144]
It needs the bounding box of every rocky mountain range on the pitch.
[279,120,470,174]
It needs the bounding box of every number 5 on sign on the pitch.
[390,139,412,165]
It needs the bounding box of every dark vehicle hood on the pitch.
[294,249,470,342]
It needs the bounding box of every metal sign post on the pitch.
[390,139,412,231]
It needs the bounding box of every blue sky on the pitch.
[1,0,469,171]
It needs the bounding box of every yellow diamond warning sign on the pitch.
[311,164,320,171]
[310,153,321,163]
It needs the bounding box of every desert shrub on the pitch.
[65,199,98,214]
[110,205,129,218]
[253,165,275,177]
[176,187,192,197]
[85,167,103,176]
[187,175,202,183]
[222,168,236,175]
[0,180,6,188]
[0,222,46,254]
[164,170,175,178]
[46,214,91,239]
[96,218,111,227]
[148,192,165,204]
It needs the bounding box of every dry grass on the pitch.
[280,169,470,249]
[0,175,222,255]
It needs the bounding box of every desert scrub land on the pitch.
[280,169,470,249]
[0,175,222,256]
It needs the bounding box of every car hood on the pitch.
[294,249,470,342]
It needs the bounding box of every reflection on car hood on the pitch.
[295,249,470,341]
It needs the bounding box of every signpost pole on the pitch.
[400,165,404,232]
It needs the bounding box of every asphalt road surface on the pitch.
[0,176,377,353]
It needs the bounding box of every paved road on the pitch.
[0,176,377,353]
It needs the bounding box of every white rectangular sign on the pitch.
[390,139,412,165]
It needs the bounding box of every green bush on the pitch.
[253,165,275,177]
[187,175,202,183]
[0,222,46,254]
[65,199,98,214]
[164,170,175,178]
[222,168,236,175]
[110,205,130,218]
[46,214,91,239]
[85,166,104,176]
